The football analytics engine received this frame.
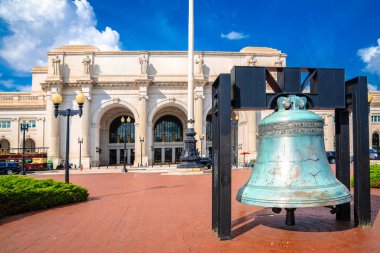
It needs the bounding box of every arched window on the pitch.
[206,114,212,141]
[154,115,183,142]
[0,139,10,154]
[25,138,36,152]
[373,133,379,151]
[109,116,135,143]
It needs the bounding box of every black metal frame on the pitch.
[212,67,371,240]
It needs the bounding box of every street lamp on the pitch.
[52,89,85,183]
[78,138,83,170]
[199,134,204,157]
[121,116,131,172]
[140,137,144,167]
[20,120,30,175]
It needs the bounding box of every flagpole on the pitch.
[178,0,201,168]
[188,0,194,129]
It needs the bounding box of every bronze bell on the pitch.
[236,95,351,225]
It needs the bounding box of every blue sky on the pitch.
[1,0,380,91]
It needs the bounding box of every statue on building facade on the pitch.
[275,55,283,66]
[82,55,91,75]
[247,55,257,66]
[195,54,204,75]
[52,55,61,76]
[139,54,148,75]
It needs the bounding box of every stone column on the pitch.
[48,86,61,165]
[137,85,149,166]
[80,84,92,168]
[246,111,257,158]
[194,92,204,154]
[325,113,335,151]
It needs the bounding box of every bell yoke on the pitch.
[236,95,352,225]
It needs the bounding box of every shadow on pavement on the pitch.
[232,193,380,238]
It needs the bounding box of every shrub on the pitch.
[350,164,380,188]
[0,175,88,218]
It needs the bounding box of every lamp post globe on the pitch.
[76,90,86,105]
[52,92,62,105]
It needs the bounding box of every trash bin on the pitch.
[47,162,53,170]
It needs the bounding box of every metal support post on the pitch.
[347,77,371,226]
[20,122,29,175]
[335,108,351,221]
[212,74,232,240]
[140,137,144,167]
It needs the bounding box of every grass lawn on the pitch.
[351,164,380,188]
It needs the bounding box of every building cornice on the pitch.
[46,45,287,57]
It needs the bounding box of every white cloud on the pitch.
[0,79,31,92]
[368,83,377,91]
[358,38,380,76]
[221,31,249,40]
[0,0,121,73]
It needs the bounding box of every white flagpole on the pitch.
[187,0,194,129]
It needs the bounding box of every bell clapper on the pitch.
[272,207,282,214]
[285,208,296,226]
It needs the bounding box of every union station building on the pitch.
[0,45,378,168]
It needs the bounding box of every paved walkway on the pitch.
[1,170,380,253]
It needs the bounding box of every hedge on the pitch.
[350,164,380,188]
[0,175,88,218]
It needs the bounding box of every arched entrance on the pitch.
[153,115,184,164]
[98,105,137,166]
[373,132,379,151]
[25,138,36,153]
[108,116,135,165]
[0,138,10,154]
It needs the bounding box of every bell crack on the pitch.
[309,170,321,184]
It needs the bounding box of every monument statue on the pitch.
[247,55,257,66]
[139,54,148,74]
[82,55,91,75]
[275,55,283,66]
[195,55,204,75]
[52,55,61,76]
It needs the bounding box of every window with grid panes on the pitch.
[0,120,11,129]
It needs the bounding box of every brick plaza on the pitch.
[1,170,380,253]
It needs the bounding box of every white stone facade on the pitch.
[0,45,376,168]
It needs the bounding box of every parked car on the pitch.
[326,151,336,164]
[199,157,212,169]
[0,162,21,175]
[369,149,378,160]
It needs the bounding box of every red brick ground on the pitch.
[1,170,380,253]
